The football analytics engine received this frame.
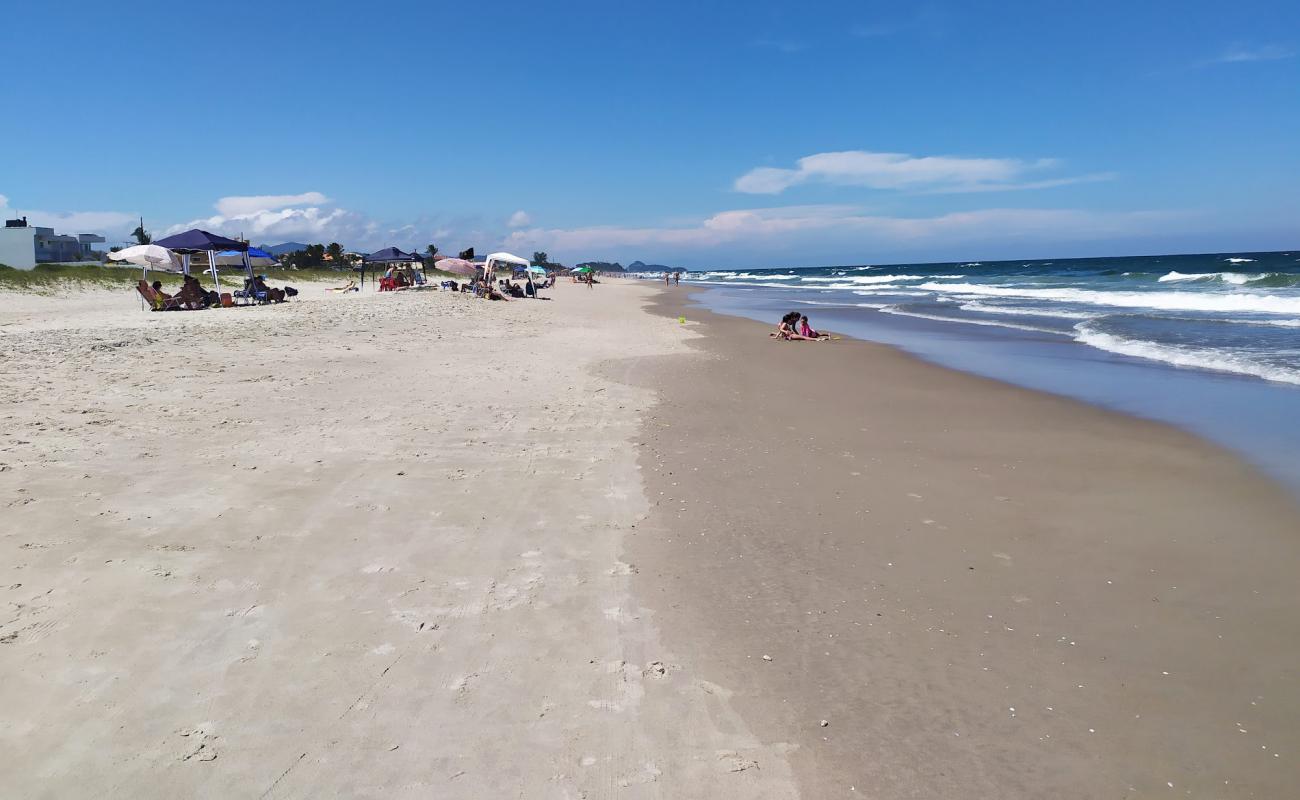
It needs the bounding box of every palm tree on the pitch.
[131,218,151,245]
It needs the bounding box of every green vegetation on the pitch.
[283,243,328,269]
[131,220,151,245]
[530,251,566,269]
[0,263,349,295]
[576,260,625,272]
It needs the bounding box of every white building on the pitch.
[0,217,106,269]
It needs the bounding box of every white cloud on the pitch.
[734,150,1111,195]
[0,194,137,236]
[161,194,494,253]
[506,205,1185,257]
[508,210,532,228]
[1212,43,1295,63]
[215,192,329,217]
[165,205,379,246]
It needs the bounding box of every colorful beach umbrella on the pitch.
[434,258,478,277]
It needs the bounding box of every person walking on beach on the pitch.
[664,272,671,287]
[673,272,680,286]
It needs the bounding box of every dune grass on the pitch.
[0,263,354,295]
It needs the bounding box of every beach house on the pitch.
[0,217,106,269]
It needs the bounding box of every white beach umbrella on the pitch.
[108,244,182,271]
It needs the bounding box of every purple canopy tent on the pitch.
[153,229,252,294]
[360,247,422,289]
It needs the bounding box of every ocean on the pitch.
[659,251,1300,492]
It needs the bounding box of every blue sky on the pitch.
[2,0,1297,267]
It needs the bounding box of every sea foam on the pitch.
[919,283,1300,315]
[1073,324,1300,385]
[802,274,926,284]
[1157,271,1260,285]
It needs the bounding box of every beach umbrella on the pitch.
[434,258,478,277]
[108,244,181,272]
[572,265,594,273]
[524,264,547,275]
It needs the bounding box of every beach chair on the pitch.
[235,278,270,304]
[136,280,183,311]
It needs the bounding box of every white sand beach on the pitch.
[0,282,798,798]
[5,279,1300,799]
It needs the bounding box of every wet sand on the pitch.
[628,287,1300,798]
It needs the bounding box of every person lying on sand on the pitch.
[328,280,358,292]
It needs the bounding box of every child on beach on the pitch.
[770,311,826,341]
[799,315,828,339]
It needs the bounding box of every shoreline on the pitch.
[629,285,1300,798]
[687,282,1300,495]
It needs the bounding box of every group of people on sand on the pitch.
[149,277,208,310]
[148,275,213,310]
[482,273,551,300]
[771,311,830,341]
[452,272,554,300]
[143,273,295,311]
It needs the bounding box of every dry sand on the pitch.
[631,289,1300,798]
[0,281,797,798]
